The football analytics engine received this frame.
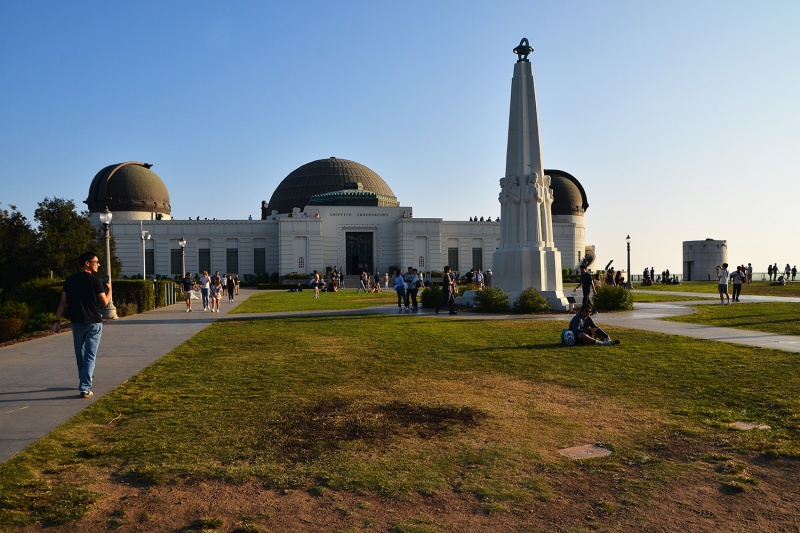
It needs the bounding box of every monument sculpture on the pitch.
[492,38,570,310]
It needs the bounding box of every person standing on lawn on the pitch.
[434,266,457,315]
[717,263,731,304]
[731,265,746,302]
[51,251,112,398]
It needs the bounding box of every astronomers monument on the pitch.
[492,39,570,310]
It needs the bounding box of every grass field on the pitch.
[664,301,800,336]
[634,280,800,298]
[1,304,799,531]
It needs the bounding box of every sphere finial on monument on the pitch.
[513,38,533,63]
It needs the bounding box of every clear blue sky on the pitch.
[2,1,798,275]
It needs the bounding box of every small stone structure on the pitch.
[682,238,728,281]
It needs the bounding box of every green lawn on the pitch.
[664,302,800,336]
[631,292,712,303]
[635,281,800,297]
[1,311,798,529]
[232,288,399,313]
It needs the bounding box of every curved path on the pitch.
[1,288,798,464]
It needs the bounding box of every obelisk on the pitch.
[492,38,569,310]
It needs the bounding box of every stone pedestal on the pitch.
[492,247,569,310]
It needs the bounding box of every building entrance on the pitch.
[346,232,373,275]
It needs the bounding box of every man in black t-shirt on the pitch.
[572,265,596,309]
[181,272,194,312]
[52,252,112,398]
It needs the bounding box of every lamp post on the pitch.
[99,208,118,319]
[141,225,151,279]
[625,235,632,289]
[179,237,186,275]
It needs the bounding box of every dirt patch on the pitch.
[14,454,800,532]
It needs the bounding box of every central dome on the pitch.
[267,157,398,215]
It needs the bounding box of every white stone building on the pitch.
[86,159,589,281]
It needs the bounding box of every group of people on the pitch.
[468,216,497,222]
[393,267,424,311]
[767,263,796,283]
[181,270,239,312]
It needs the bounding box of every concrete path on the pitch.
[0,290,253,464]
[2,288,799,464]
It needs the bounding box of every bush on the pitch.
[0,318,25,341]
[472,286,510,313]
[593,285,634,311]
[0,300,30,322]
[19,278,64,315]
[513,286,551,314]
[28,312,57,332]
[420,286,442,309]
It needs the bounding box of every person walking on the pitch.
[572,265,597,311]
[199,270,211,311]
[434,266,457,315]
[181,272,194,312]
[209,274,222,312]
[226,275,235,303]
[51,251,113,398]
[717,263,731,304]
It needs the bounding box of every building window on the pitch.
[419,256,425,268]
[145,250,155,278]
[298,256,305,270]
[254,248,266,274]
[447,248,459,272]
[226,248,239,274]
[199,249,211,274]
[171,249,183,275]
[472,248,483,271]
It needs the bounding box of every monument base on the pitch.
[491,247,570,311]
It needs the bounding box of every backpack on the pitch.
[561,329,576,346]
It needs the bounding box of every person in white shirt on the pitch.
[716,263,730,305]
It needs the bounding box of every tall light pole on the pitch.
[100,207,118,319]
[179,236,186,275]
[141,223,151,279]
[626,235,632,289]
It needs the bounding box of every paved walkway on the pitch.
[2,288,799,464]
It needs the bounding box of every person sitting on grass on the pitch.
[569,304,620,345]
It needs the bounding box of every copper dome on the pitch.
[85,162,171,215]
[546,169,588,216]
[266,157,398,214]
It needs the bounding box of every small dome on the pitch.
[546,169,588,216]
[267,157,398,215]
[85,162,171,215]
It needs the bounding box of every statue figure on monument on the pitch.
[523,173,543,246]
[503,176,521,245]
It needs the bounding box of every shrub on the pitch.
[513,286,551,314]
[472,286,510,313]
[0,300,30,319]
[28,312,57,332]
[0,318,25,341]
[420,286,442,309]
[593,285,634,311]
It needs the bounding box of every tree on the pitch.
[0,203,40,296]
[34,197,122,279]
